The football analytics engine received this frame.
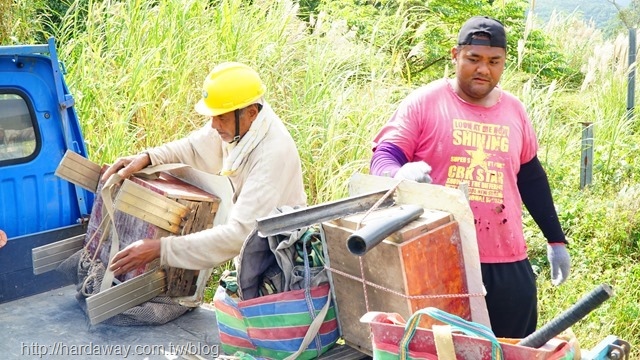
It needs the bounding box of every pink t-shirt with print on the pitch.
[373,78,538,263]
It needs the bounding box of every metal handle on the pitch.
[517,283,613,348]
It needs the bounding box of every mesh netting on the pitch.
[57,249,189,326]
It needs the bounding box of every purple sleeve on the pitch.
[370,142,409,177]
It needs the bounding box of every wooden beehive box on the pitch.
[322,205,471,353]
[84,167,220,298]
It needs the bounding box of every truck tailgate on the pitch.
[0,225,85,303]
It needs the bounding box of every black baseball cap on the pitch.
[457,16,507,48]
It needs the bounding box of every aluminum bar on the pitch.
[256,189,395,237]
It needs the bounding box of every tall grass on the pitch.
[49,0,640,352]
[0,0,10,43]
[55,0,405,203]
[53,0,218,163]
[0,0,47,44]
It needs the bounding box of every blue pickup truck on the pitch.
[0,39,630,360]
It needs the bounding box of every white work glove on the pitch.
[547,243,570,286]
[394,161,432,183]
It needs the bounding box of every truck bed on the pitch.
[1,285,219,359]
[0,285,369,360]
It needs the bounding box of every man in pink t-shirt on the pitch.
[370,16,570,339]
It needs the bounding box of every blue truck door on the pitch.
[0,39,94,302]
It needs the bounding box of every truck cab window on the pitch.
[0,94,36,161]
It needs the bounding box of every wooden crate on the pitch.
[322,205,472,354]
[85,167,220,298]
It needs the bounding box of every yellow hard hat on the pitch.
[194,62,266,116]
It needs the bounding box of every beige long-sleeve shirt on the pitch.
[146,105,306,269]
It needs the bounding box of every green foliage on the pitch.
[204,260,234,302]
[0,0,92,44]
[296,0,324,22]
[307,0,581,85]
[486,1,586,86]
[39,0,93,42]
[41,0,73,39]
[517,29,585,88]
[536,12,604,86]
[0,0,48,44]
[310,0,494,81]
[0,0,10,43]
[527,182,640,345]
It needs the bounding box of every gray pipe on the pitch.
[346,204,424,256]
[580,122,593,189]
[627,28,636,120]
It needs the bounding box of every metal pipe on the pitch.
[346,204,424,256]
[627,28,636,120]
[255,189,395,237]
[580,122,593,189]
[517,283,613,348]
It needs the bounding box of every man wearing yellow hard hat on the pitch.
[102,62,306,273]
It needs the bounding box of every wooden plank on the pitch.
[170,199,217,305]
[56,166,98,192]
[116,190,188,223]
[54,150,101,192]
[177,199,215,234]
[161,166,232,227]
[165,267,198,297]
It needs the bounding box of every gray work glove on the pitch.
[394,161,432,183]
[547,243,570,286]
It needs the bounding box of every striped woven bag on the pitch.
[214,229,339,359]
